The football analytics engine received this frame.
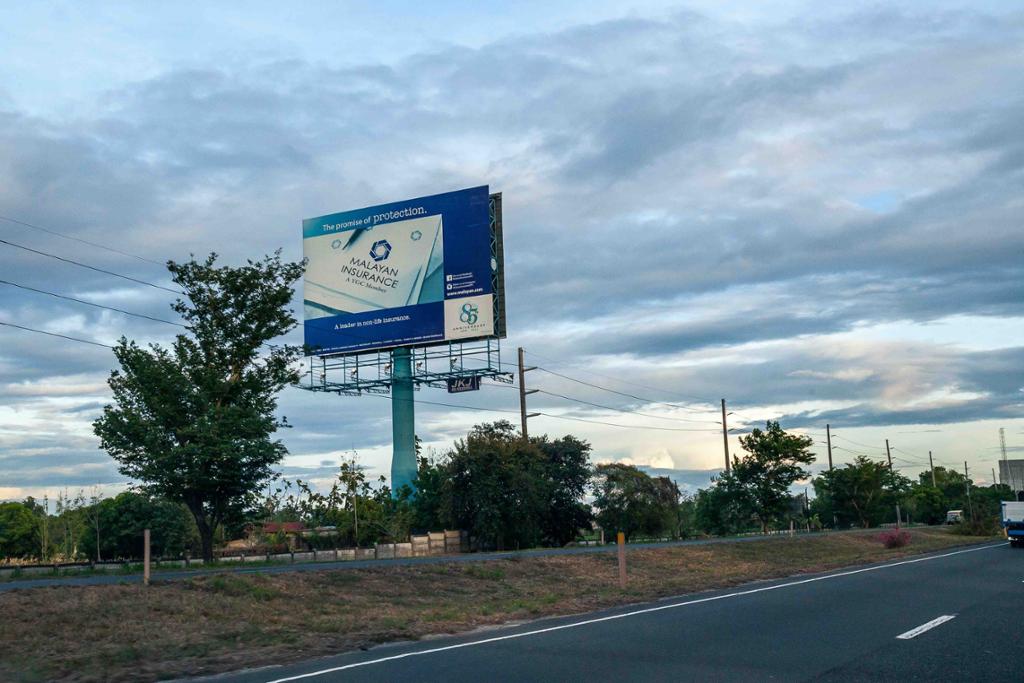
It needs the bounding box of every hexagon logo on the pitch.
[369,239,392,262]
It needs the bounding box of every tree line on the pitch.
[6,415,1009,562]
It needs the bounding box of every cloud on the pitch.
[1,5,1023,494]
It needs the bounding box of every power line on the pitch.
[522,349,720,405]
[523,349,770,424]
[533,366,718,416]
[535,388,721,425]
[0,214,165,266]
[1,315,719,437]
[0,279,186,328]
[832,434,885,451]
[311,387,718,433]
[0,237,182,295]
[533,411,721,432]
[0,320,113,349]
[0,234,388,351]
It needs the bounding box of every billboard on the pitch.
[303,186,504,355]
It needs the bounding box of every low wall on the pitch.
[0,529,470,578]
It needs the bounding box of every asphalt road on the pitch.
[0,529,844,593]
[198,541,1021,683]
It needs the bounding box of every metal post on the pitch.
[721,399,730,473]
[391,347,417,497]
[617,532,627,588]
[826,424,833,471]
[143,528,151,586]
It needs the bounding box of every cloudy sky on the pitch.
[1,1,1022,501]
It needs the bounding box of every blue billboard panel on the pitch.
[303,186,497,355]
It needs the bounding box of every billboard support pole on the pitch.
[391,347,417,497]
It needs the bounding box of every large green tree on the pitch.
[94,252,304,560]
[721,421,815,533]
[440,421,549,550]
[813,456,910,528]
[592,463,680,541]
[533,434,594,546]
[78,492,197,560]
[0,502,39,559]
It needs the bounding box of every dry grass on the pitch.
[0,527,992,682]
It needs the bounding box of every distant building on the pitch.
[999,460,1024,492]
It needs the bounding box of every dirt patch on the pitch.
[0,527,993,682]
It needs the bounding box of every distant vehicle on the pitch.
[945,510,963,524]
[1002,502,1024,548]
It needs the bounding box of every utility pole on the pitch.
[517,347,539,440]
[825,425,837,529]
[826,424,834,471]
[1000,427,1016,500]
[964,461,973,518]
[886,439,901,528]
[721,399,730,473]
[929,451,936,487]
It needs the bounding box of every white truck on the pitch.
[1002,502,1024,548]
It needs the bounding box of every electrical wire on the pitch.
[0,320,114,349]
[533,411,720,432]
[0,278,186,328]
[0,214,166,266]
[533,366,717,415]
[534,388,721,425]
[523,349,721,405]
[0,237,182,294]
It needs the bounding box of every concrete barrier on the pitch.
[428,532,445,555]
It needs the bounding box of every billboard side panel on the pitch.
[490,192,507,339]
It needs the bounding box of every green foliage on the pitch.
[592,463,680,540]
[952,514,1000,536]
[907,485,946,525]
[695,477,752,535]
[812,456,910,528]
[93,252,304,560]
[0,502,39,559]
[410,455,446,533]
[697,421,815,534]
[731,421,816,533]
[77,492,197,560]
[440,421,549,549]
[532,434,594,546]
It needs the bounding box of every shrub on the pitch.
[952,514,999,537]
[878,530,911,548]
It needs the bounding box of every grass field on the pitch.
[0,527,997,682]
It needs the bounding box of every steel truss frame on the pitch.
[302,338,512,396]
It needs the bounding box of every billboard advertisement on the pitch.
[303,186,502,355]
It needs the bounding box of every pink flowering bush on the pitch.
[878,529,911,548]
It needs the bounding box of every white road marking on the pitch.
[896,615,956,640]
[265,542,1005,682]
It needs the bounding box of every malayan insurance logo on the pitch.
[369,239,392,262]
